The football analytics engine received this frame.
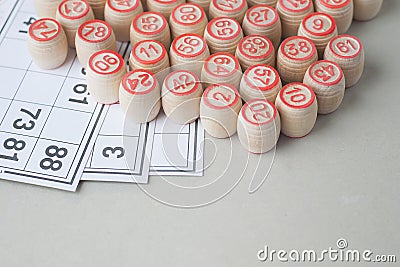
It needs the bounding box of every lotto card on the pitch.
[0,0,106,191]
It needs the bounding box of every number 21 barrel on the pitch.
[237,99,281,154]
[324,34,364,88]
[87,50,126,104]
[27,18,68,69]
[56,0,95,48]
[275,83,317,138]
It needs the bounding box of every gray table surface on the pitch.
[0,1,399,266]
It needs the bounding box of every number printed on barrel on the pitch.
[281,36,316,60]
[172,3,204,25]
[58,0,90,19]
[208,17,241,39]
[132,40,165,63]
[108,0,140,12]
[78,20,111,42]
[165,70,199,95]
[318,0,350,8]
[204,84,239,109]
[89,50,124,74]
[133,12,166,34]
[280,83,315,109]
[279,0,312,12]
[330,35,362,59]
[172,34,206,57]
[242,99,277,125]
[205,53,239,77]
[246,5,278,27]
[239,35,273,59]
[245,65,279,90]
[28,18,60,42]
[122,69,156,94]
[303,12,336,36]
[212,0,245,12]
[309,60,343,85]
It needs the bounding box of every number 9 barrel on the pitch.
[237,99,281,154]
[161,70,203,124]
[274,83,317,138]
[119,69,161,123]
[298,12,338,59]
[75,20,117,68]
[87,50,126,104]
[314,0,353,34]
[200,84,242,138]
[324,34,364,88]
[27,18,68,69]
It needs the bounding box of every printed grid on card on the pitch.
[82,42,204,182]
[0,0,107,191]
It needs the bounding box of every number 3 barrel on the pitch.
[87,50,126,104]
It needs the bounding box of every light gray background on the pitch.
[0,1,399,266]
